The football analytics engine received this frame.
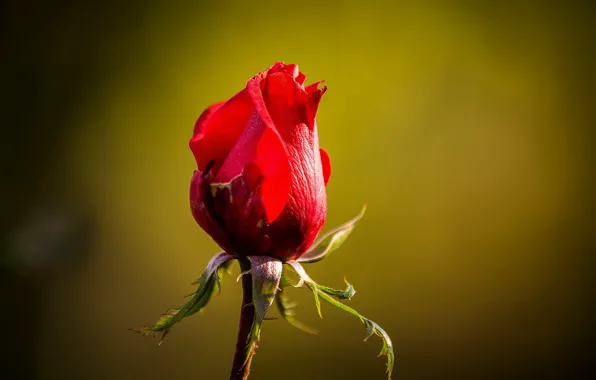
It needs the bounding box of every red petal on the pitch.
[270,62,300,81]
[209,164,272,254]
[305,80,325,94]
[237,72,293,222]
[263,72,326,140]
[306,83,326,130]
[215,110,291,223]
[262,72,305,141]
[189,170,234,253]
[320,148,331,186]
[255,126,291,222]
[189,89,254,171]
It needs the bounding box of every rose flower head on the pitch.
[189,62,331,260]
[135,63,394,380]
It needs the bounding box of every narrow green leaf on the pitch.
[132,252,235,344]
[316,291,363,322]
[286,261,322,318]
[286,260,394,379]
[216,259,234,291]
[192,252,236,286]
[317,291,394,379]
[132,275,218,343]
[298,206,366,264]
[279,268,304,288]
[364,319,375,341]
[308,283,323,319]
[275,287,318,334]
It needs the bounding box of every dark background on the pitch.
[1,1,595,379]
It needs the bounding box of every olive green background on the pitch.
[1,1,594,379]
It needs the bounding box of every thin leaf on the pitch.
[298,205,366,264]
[279,269,304,288]
[286,262,355,300]
[316,291,394,378]
[286,260,394,379]
[132,252,236,344]
[276,287,318,334]
[308,283,323,318]
[286,262,323,318]
[192,252,236,286]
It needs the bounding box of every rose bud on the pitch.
[137,63,393,379]
[189,62,331,260]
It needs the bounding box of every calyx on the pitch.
[133,207,394,379]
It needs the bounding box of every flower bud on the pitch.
[189,63,331,260]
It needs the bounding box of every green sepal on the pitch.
[131,252,236,344]
[279,268,304,288]
[317,278,356,300]
[276,273,318,334]
[308,283,323,318]
[191,252,235,288]
[298,206,366,264]
[316,291,394,378]
[287,261,394,379]
[244,256,283,367]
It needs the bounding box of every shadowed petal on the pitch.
[320,148,331,186]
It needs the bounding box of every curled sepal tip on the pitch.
[131,252,236,344]
[244,256,283,366]
[286,261,394,379]
[318,278,356,300]
[298,205,366,264]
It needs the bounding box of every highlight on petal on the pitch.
[255,127,291,222]
[269,62,301,82]
[267,71,306,104]
[242,74,293,222]
[260,73,305,142]
[214,110,291,223]
[260,68,327,142]
[320,148,331,186]
[189,89,254,171]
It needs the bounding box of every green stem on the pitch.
[229,257,255,380]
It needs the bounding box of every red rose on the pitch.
[189,62,331,260]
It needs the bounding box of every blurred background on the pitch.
[1,0,594,379]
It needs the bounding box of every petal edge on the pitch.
[320,148,331,186]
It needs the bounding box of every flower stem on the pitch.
[229,257,255,380]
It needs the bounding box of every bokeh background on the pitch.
[1,0,595,379]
